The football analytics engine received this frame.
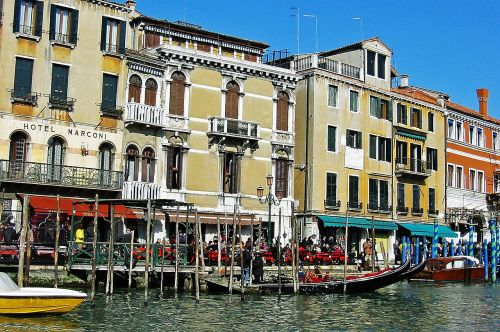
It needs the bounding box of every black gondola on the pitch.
[400,257,426,279]
[299,258,411,294]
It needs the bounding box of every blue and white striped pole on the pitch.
[432,220,438,258]
[450,239,454,257]
[491,219,497,283]
[457,240,463,255]
[408,237,412,261]
[469,224,474,258]
[483,239,489,283]
[497,225,500,266]
[401,235,407,263]
[443,240,448,258]
[464,240,469,256]
[423,237,428,259]
[415,237,420,264]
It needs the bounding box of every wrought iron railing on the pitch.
[0,160,123,190]
[347,201,362,210]
[411,207,423,215]
[395,157,431,176]
[428,209,439,216]
[100,104,124,118]
[368,203,392,213]
[48,95,76,110]
[396,206,408,214]
[9,89,38,105]
[102,43,124,55]
[123,181,162,200]
[324,199,341,210]
[208,117,260,139]
[17,24,36,36]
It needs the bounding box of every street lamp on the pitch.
[257,175,283,246]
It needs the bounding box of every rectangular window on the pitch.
[448,119,454,138]
[469,169,476,191]
[101,17,126,54]
[494,173,500,193]
[368,178,378,210]
[346,130,362,149]
[411,108,422,128]
[327,125,336,152]
[377,54,386,79]
[477,127,483,147]
[493,132,499,150]
[369,135,377,159]
[326,173,337,206]
[426,148,438,171]
[412,185,420,210]
[397,103,407,125]
[428,112,434,132]
[328,85,338,107]
[348,175,359,208]
[447,164,454,187]
[367,50,375,76]
[378,137,391,162]
[101,74,118,111]
[275,159,289,198]
[429,188,435,212]
[456,121,462,141]
[469,125,475,144]
[396,141,407,164]
[380,180,389,210]
[50,5,79,45]
[223,152,239,194]
[14,0,43,37]
[456,166,463,188]
[368,179,389,211]
[397,183,405,209]
[50,64,69,101]
[370,96,391,120]
[477,171,484,193]
[166,146,182,189]
[13,57,34,99]
[349,90,359,112]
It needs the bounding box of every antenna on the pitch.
[291,7,300,55]
[352,17,363,41]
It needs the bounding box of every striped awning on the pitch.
[317,215,397,231]
[397,223,458,238]
[395,130,426,141]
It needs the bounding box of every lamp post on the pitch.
[257,175,283,247]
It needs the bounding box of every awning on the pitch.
[26,195,138,219]
[395,130,426,141]
[317,215,397,231]
[397,222,458,238]
[161,212,259,225]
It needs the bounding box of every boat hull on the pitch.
[0,296,85,314]
[414,267,484,282]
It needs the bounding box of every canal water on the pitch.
[0,282,498,331]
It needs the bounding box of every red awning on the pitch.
[26,195,138,219]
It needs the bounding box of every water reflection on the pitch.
[0,283,498,331]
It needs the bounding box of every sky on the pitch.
[137,0,500,117]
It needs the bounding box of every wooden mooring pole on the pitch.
[90,194,99,307]
[128,230,134,290]
[228,203,237,294]
[54,195,61,288]
[17,195,30,287]
[249,216,254,287]
[217,216,221,274]
[144,198,152,306]
[174,204,180,299]
[238,209,244,300]
[106,205,115,295]
[194,210,200,303]
[291,201,298,294]
[343,208,349,295]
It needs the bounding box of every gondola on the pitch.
[400,257,427,279]
[299,258,411,294]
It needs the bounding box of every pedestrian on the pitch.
[3,222,17,244]
[362,238,372,270]
[252,252,264,284]
[242,242,252,285]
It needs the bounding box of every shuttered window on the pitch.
[275,159,288,198]
[412,185,420,209]
[51,64,69,101]
[99,143,113,186]
[225,81,239,119]
[348,175,359,208]
[101,74,118,110]
[326,173,337,205]
[397,183,405,208]
[223,152,239,194]
[426,148,438,171]
[380,180,389,210]
[128,75,142,103]
[397,103,407,124]
[429,188,435,211]
[9,132,28,163]
[169,72,185,116]
[13,57,34,99]
[47,136,64,181]
[369,178,378,209]
[346,130,362,149]
[100,17,125,54]
[377,54,386,79]
[370,96,392,120]
[349,90,359,112]
[166,146,182,190]
[328,85,338,107]
[14,0,43,37]
[49,5,78,45]
[276,91,289,131]
[367,50,375,76]
[369,135,377,159]
[145,31,160,48]
[125,145,139,182]
[411,108,422,128]
[141,148,155,183]
[327,126,336,152]
[428,112,434,132]
[197,42,211,52]
[144,78,157,106]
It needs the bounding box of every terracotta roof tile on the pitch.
[391,87,438,105]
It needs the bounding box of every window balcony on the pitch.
[50,32,76,48]
[100,104,124,118]
[102,43,124,57]
[368,204,392,214]
[428,209,439,216]
[347,201,362,212]
[123,181,163,200]
[0,160,123,191]
[397,206,408,215]
[48,95,76,111]
[411,207,423,216]
[395,157,431,177]
[124,103,190,132]
[271,130,294,146]
[9,89,39,106]
[207,117,260,150]
[324,199,341,210]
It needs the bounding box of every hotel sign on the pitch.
[22,122,108,140]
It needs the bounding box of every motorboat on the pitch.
[0,273,87,314]
[412,256,484,282]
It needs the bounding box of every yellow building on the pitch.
[0,0,134,230]
[122,16,300,242]
[288,38,446,260]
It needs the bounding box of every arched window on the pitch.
[276,91,289,131]
[128,75,142,103]
[124,145,139,182]
[99,143,113,186]
[9,132,28,163]
[142,148,155,183]
[166,137,183,190]
[225,81,239,119]
[47,137,64,181]
[169,72,185,116]
[144,78,158,106]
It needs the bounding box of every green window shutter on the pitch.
[418,110,422,128]
[386,138,392,162]
[327,126,336,152]
[51,64,69,99]
[13,0,21,33]
[369,135,377,159]
[387,100,393,121]
[49,5,56,40]
[14,58,34,97]
[35,1,44,37]
[70,9,79,44]
[369,178,378,208]
[377,98,382,118]
[397,104,401,123]
[119,20,126,53]
[357,132,362,149]
[326,173,337,203]
[102,74,118,109]
[413,185,420,209]
[100,17,107,51]
[429,188,435,211]
[397,183,405,207]
[370,96,377,116]
[380,180,389,209]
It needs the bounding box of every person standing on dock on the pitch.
[242,241,252,285]
[363,238,373,270]
[252,252,264,284]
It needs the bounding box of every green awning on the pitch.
[395,130,426,141]
[318,215,397,231]
[397,223,458,238]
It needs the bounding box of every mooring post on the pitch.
[90,194,99,308]
[174,204,180,299]
[18,195,30,287]
[160,242,164,296]
[291,201,298,295]
[343,208,349,295]
[194,210,200,303]
[490,218,496,283]
[144,198,152,305]
[228,202,237,294]
[238,209,244,300]
[277,206,282,296]
[24,216,32,287]
[105,232,112,295]
[249,216,254,287]
[128,230,134,290]
[371,216,375,273]
[483,239,489,283]
[199,217,205,270]
[217,216,221,274]
[54,195,61,288]
[107,204,115,295]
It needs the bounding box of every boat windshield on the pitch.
[0,273,20,291]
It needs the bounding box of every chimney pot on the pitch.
[476,88,489,117]
[400,75,409,88]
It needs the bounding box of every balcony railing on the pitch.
[48,95,76,110]
[125,103,165,128]
[17,24,36,36]
[411,207,424,215]
[397,206,408,214]
[123,181,162,200]
[367,203,391,213]
[102,43,124,55]
[395,157,432,177]
[51,32,76,45]
[428,209,439,216]
[208,117,260,139]
[347,201,362,211]
[9,89,39,106]
[271,130,294,145]
[100,104,124,118]
[324,199,341,210]
[0,160,123,191]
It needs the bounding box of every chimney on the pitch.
[126,0,136,11]
[400,74,409,88]
[476,88,489,117]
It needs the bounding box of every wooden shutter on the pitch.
[14,58,33,96]
[418,110,422,128]
[275,159,288,198]
[386,138,392,161]
[100,17,107,51]
[13,0,21,32]
[119,20,126,53]
[225,82,239,119]
[128,75,141,103]
[102,74,117,109]
[380,181,388,209]
[34,1,43,37]
[276,92,289,131]
[429,188,435,210]
[145,78,157,106]
[397,183,405,207]
[328,126,336,152]
[70,9,79,44]
[369,135,377,159]
[169,72,185,116]
[49,5,56,40]
[387,100,393,121]
[356,132,362,149]
[51,64,69,99]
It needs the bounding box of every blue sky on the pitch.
[138,0,500,117]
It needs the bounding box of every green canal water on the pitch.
[0,282,498,331]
